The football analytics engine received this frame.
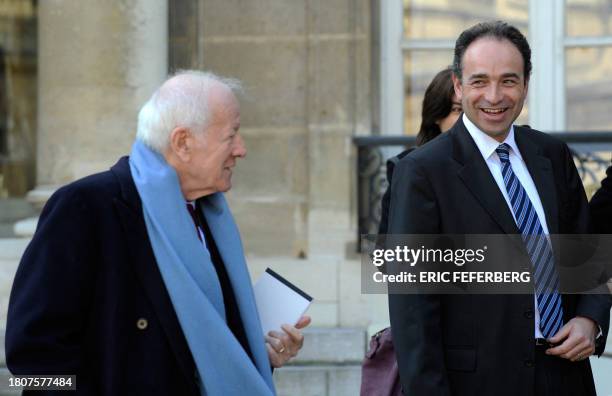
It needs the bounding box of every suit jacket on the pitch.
[590,164,612,233]
[387,118,611,396]
[6,157,200,395]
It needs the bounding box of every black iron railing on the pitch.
[354,132,612,251]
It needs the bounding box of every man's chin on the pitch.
[479,124,511,141]
[218,181,232,193]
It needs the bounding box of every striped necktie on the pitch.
[496,143,563,338]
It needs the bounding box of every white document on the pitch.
[253,268,313,336]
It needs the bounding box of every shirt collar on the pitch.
[462,113,522,161]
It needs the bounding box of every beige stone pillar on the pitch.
[29,0,168,207]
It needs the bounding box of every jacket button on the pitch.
[524,359,534,367]
[136,318,148,330]
[524,310,534,319]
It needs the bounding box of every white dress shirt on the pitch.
[462,114,548,338]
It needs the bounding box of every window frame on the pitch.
[380,0,612,134]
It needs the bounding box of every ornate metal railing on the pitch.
[354,132,612,251]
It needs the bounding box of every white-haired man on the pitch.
[6,71,310,395]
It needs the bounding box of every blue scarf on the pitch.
[129,140,276,396]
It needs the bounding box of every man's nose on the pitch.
[484,83,503,104]
[233,135,247,158]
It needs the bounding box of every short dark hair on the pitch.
[416,67,456,146]
[452,20,531,82]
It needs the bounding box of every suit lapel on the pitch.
[452,120,521,234]
[514,126,559,234]
[110,157,196,386]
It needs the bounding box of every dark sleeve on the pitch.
[560,143,591,234]
[378,149,412,236]
[377,159,397,236]
[5,186,96,375]
[386,157,451,396]
[590,165,612,233]
[560,149,612,355]
[585,164,612,355]
[378,157,399,235]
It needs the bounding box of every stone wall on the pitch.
[197,0,372,259]
[194,0,381,329]
[34,0,167,189]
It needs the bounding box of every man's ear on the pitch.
[452,73,462,101]
[168,127,191,162]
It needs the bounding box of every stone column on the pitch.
[28,0,168,208]
[303,0,374,329]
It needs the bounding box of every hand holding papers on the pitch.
[254,268,313,367]
[254,268,313,335]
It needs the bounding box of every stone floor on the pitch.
[274,365,361,396]
[0,199,35,238]
[592,352,612,396]
[0,368,20,396]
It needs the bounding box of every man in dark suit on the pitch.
[5,71,309,395]
[387,21,611,396]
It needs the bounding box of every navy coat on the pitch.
[6,157,200,395]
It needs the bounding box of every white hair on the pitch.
[136,70,242,153]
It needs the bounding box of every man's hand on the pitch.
[265,315,311,368]
[546,316,598,362]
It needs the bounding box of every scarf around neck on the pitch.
[129,140,275,396]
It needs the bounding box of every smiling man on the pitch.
[388,21,610,396]
[6,71,310,395]
[452,34,528,140]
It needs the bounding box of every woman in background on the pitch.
[378,66,461,236]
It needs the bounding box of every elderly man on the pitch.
[5,71,309,395]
